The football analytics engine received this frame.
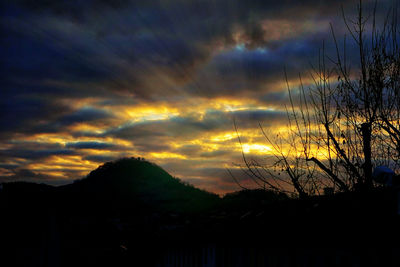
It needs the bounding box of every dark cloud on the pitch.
[0,95,72,138]
[199,150,232,158]
[260,91,288,105]
[0,163,19,170]
[188,35,331,98]
[1,0,361,103]
[16,0,131,15]
[83,155,117,163]
[13,0,353,25]
[60,107,112,125]
[37,107,113,135]
[104,121,167,140]
[0,148,75,160]
[0,141,75,161]
[134,141,172,153]
[176,145,204,157]
[66,141,116,150]
[0,96,112,140]
[0,168,69,185]
[232,109,286,124]
[172,144,233,159]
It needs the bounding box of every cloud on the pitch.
[66,141,116,150]
[83,155,117,163]
[0,95,72,138]
[60,107,113,125]
[199,150,232,158]
[0,148,75,160]
[2,0,360,102]
[0,163,19,170]
[0,168,69,185]
[1,0,391,193]
[103,108,286,145]
[0,97,113,140]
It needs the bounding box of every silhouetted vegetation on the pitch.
[236,0,400,198]
[1,157,400,266]
[222,189,288,213]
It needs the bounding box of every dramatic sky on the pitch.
[0,0,391,194]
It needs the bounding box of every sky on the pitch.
[0,0,392,194]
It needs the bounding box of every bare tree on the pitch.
[234,0,400,198]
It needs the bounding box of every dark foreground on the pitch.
[1,159,400,266]
[2,186,400,267]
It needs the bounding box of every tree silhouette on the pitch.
[235,0,400,198]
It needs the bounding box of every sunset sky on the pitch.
[0,0,391,194]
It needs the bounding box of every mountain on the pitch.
[1,157,220,215]
[61,157,220,214]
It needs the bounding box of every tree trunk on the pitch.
[361,123,373,189]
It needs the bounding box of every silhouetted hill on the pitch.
[61,157,219,214]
